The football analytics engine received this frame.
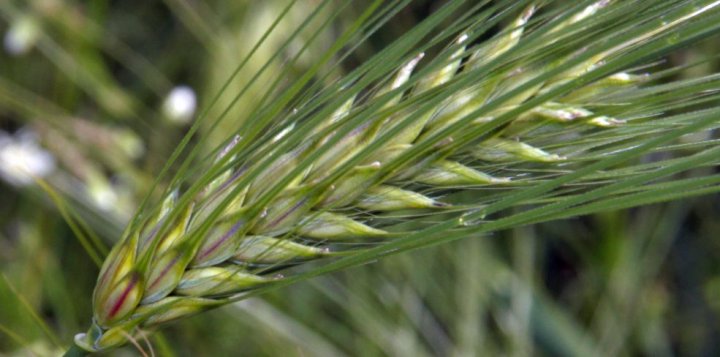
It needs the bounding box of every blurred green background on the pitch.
[1,1,720,356]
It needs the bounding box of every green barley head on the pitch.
[71,1,720,352]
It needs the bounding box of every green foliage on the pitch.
[1,0,720,355]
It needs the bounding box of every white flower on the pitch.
[162,85,197,124]
[4,15,40,56]
[86,172,119,212]
[0,129,55,186]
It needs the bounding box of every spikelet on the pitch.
[74,2,654,352]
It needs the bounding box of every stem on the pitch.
[63,345,89,357]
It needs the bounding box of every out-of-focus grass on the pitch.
[1,1,719,356]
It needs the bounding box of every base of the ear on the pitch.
[73,320,132,353]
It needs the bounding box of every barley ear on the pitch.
[69,1,719,352]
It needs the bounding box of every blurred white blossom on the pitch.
[115,129,145,160]
[4,15,41,56]
[85,171,119,212]
[162,85,197,124]
[0,129,55,186]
